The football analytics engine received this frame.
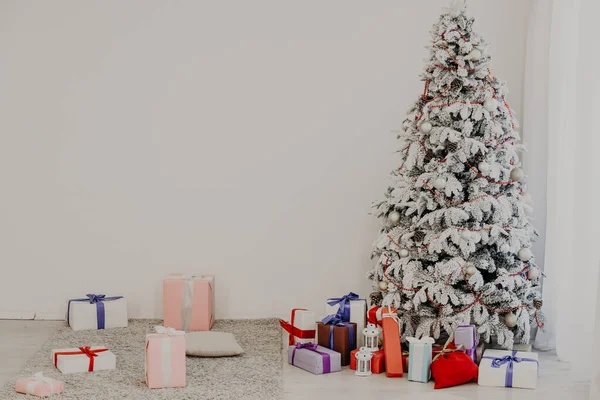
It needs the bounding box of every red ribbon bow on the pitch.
[279,308,316,346]
[54,346,109,372]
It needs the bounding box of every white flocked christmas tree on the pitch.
[368,1,545,349]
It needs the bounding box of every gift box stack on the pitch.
[282,297,540,391]
[16,273,216,396]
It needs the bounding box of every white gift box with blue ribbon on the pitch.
[478,349,538,389]
[406,336,435,383]
[67,294,128,331]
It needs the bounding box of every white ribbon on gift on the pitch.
[154,326,184,388]
[406,337,435,382]
[166,274,213,331]
[26,372,55,396]
[380,307,402,336]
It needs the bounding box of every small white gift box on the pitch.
[280,309,316,345]
[406,337,435,383]
[325,293,366,348]
[478,349,538,389]
[52,346,116,374]
[67,294,128,331]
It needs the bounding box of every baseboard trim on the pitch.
[35,312,66,321]
[0,311,35,320]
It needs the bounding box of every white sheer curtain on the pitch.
[524,0,600,380]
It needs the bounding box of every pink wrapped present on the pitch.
[15,372,64,397]
[145,326,186,389]
[163,274,215,331]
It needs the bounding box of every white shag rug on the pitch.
[1,319,283,400]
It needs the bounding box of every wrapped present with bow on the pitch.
[288,343,341,375]
[380,307,403,377]
[15,372,64,397]
[145,326,187,389]
[52,346,116,374]
[478,349,538,389]
[430,333,478,389]
[406,337,435,383]
[67,294,127,331]
[317,314,357,366]
[163,274,215,331]
[325,292,367,348]
[280,309,316,345]
[454,324,478,364]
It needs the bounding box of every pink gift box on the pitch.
[163,274,214,331]
[15,373,64,397]
[145,327,187,389]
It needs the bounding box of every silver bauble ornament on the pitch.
[419,121,433,134]
[466,266,477,276]
[478,161,491,174]
[461,230,471,240]
[510,168,524,182]
[504,312,518,328]
[469,49,482,62]
[500,243,510,253]
[399,249,409,258]
[388,211,401,224]
[484,98,498,112]
[378,281,388,291]
[518,248,532,262]
[434,177,446,190]
[528,268,540,280]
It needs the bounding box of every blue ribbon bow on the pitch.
[67,294,123,330]
[326,292,361,322]
[483,350,539,387]
[321,314,356,352]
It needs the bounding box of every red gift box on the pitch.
[350,349,385,374]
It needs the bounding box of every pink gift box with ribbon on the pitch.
[163,274,215,331]
[145,326,186,389]
[15,372,64,397]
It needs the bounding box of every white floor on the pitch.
[0,320,595,400]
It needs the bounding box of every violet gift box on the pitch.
[288,344,341,375]
[454,324,478,364]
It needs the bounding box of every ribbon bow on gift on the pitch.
[67,293,123,330]
[432,332,465,363]
[321,314,356,351]
[327,292,361,322]
[291,343,332,374]
[154,326,185,336]
[26,372,56,395]
[482,350,539,388]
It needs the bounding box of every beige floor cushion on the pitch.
[186,331,244,357]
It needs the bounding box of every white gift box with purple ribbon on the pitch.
[67,294,128,331]
[454,324,478,364]
[478,349,539,389]
[288,343,341,375]
[324,292,366,348]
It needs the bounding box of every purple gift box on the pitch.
[454,324,478,364]
[287,343,341,375]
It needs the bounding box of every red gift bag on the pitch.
[430,351,478,389]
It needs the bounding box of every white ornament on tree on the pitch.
[484,98,498,112]
[399,249,409,258]
[478,162,490,175]
[500,243,510,253]
[378,281,388,291]
[434,177,446,190]
[461,230,471,240]
[518,248,532,262]
[510,168,524,181]
[504,312,518,328]
[528,268,540,280]
[466,266,477,276]
[388,211,401,224]
[469,49,482,62]
[419,121,433,134]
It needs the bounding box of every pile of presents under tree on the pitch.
[281,292,538,390]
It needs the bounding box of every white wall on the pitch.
[0,0,533,320]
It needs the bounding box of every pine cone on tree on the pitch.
[369,291,383,307]
[446,142,458,153]
[533,299,543,310]
[413,230,426,243]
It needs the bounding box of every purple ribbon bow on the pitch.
[292,342,331,373]
[321,314,356,351]
[483,350,539,387]
[326,292,361,322]
[67,294,123,329]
